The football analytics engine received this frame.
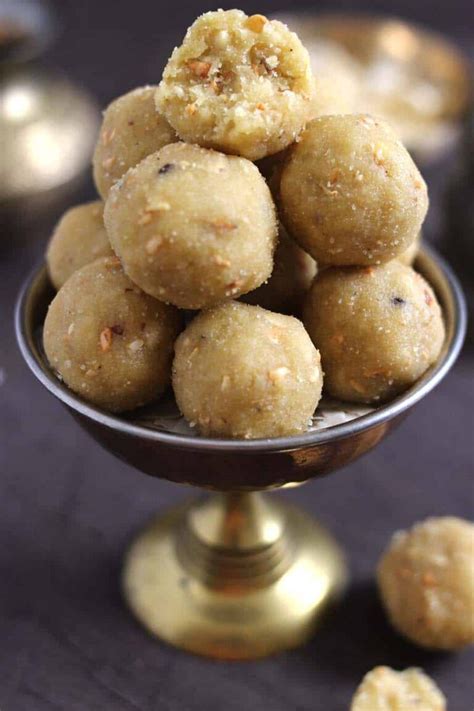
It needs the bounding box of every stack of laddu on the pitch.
[44,9,444,439]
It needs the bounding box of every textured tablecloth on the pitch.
[1,1,473,708]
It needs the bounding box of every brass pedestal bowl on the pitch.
[15,247,466,660]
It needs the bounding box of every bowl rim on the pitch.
[15,245,466,454]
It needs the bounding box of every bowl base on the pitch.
[122,492,347,660]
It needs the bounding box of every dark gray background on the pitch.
[1,0,473,709]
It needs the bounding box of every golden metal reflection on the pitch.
[123,492,347,659]
[0,67,99,202]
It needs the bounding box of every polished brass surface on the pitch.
[0,65,99,203]
[123,492,347,659]
[15,247,466,658]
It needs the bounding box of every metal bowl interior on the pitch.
[15,247,466,490]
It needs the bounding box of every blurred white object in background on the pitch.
[0,0,99,206]
[0,68,99,201]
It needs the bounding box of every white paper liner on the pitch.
[130,396,374,438]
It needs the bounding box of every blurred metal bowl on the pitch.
[275,12,472,164]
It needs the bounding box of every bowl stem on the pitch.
[122,490,348,659]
